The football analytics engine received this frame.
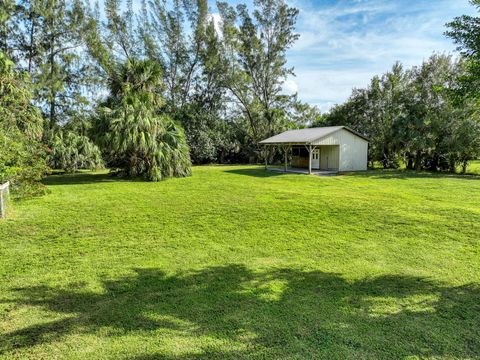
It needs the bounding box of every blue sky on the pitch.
[124,0,476,112]
[282,0,477,111]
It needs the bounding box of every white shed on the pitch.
[259,126,369,174]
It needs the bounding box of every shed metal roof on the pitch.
[259,126,369,145]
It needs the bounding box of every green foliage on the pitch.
[217,0,301,160]
[294,102,323,127]
[176,105,238,164]
[325,55,480,172]
[327,62,409,168]
[139,0,203,109]
[94,59,191,181]
[445,0,480,101]
[84,0,148,83]
[48,130,103,173]
[0,0,16,55]
[1,166,480,357]
[6,0,92,131]
[409,56,480,172]
[0,51,47,196]
[137,0,240,164]
[84,0,304,165]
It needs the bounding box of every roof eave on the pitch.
[258,126,370,145]
[259,141,312,145]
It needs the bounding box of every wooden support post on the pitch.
[265,151,268,170]
[284,146,288,172]
[308,145,312,175]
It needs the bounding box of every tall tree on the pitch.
[0,0,17,56]
[139,0,209,110]
[93,59,191,180]
[326,63,409,168]
[403,55,459,171]
[445,0,480,101]
[324,55,480,172]
[37,0,89,131]
[84,0,145,88]
[14,0,44,74]
[217,0,300,160]
[137,0,237,163]
[4,0,92,133]
[0,51,47,195]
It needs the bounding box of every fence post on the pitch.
[0,181,10,219]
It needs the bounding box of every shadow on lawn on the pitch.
[348,170,480,181]
[224,168,289,178]
[1,265,479,359]
[42,172,144,186]
[226,168,480,181]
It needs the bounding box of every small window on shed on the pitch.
[291,147,308,157]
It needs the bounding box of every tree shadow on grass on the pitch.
[42,172,144,186]
[224,168,294,178]
[1,265,479,359]
[347,170,480,181]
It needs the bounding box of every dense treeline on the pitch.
[1,0,311,191]
[0,0,479,195]
[321,55,480,172]
[319,1,480,172]
[0,52,47,195]
[0,0,104,193]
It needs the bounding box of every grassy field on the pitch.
[467,159,480,175]
[1,165,479,359]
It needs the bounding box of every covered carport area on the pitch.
[259,126,369,174]
[260,143,338,175]
[259,128,342,174]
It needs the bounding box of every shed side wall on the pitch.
[313,129,368,171]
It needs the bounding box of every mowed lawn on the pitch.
[1,165,480,359]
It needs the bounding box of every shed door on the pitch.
[312,149,320,169]
[320,146,339,171]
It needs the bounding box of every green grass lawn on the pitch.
[1,166,479,359]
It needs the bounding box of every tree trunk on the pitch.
[448,157,456,173]
[49,11,56,130]
[429,154,439,172]
[406,155,414,170]
[381,144,391,169]
[414,151,422,170]
[28,8,36,74]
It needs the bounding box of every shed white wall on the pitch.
[312,129,368,171]
[319,145,339,170]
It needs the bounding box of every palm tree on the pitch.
[94,59,191,181]
[48,131,104,172]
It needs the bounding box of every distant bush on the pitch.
[0,52,47,197]
[48,131,104,173]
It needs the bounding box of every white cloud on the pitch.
[287,0,477,111]
[282,79,299,95]
[293,69,375,107]
[121,0,475,113]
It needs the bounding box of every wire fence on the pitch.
[0,181,10,219]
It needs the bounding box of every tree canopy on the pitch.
[94,59,191,181]
[0,51,47,195]
[446,0,480,102]
[324,55,480,172]
[1,0,479,196]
